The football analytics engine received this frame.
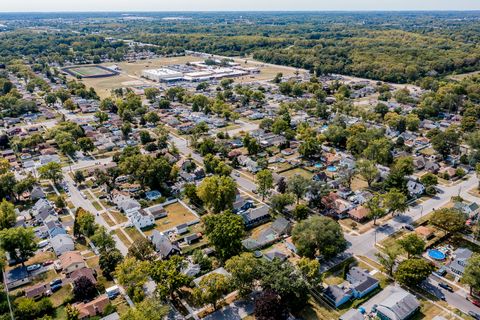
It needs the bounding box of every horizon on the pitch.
[1,0,479,13]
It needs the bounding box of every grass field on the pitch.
[67,66,116,77]
[145,202,199,235]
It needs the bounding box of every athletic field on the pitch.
[63,65,118,78]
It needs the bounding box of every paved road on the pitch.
[346,174,480,314]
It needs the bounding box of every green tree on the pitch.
[0,227,37,266]
[149,256,192,299]
[75,209,97,238]
[65,304,80,320]
[197,176,237,213]
[462,254,480,295]
[383,188,408,216]
[394,258,434,287]
[375,246,400,276]
[397,233,426,258]
[0,199,16,230]
[144,87,160,102]
[73,170,85,185]
[99,248,123,280]
[292,204,310,221]
[91,226,115,252]
[420,173,438,187]
[287,174,310,204]
[365,194,386,225]
[54,195,66,210]
[430,208,466,235]
[78,137,94,153]
[38,162,63,185]
[127,237,156,261]
[193,273,231,310]
[120,297,169,320]
[269,193,295,215]
[292,215,347,259]
[115,257,150,298]
[225,253,262,297]
[94,111,109,124]
[256,169,273,200]
[356,159,378,187]
[204,211,245,260]
[297,257,321,285]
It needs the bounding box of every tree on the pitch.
[91,226,115,252]
[256,169,273,200]
[0,227,36,266]
[292,204,309,221]
[73,276,97,301]
[14,297,53,319]
[431,127,460,159]
[366,194,386,225]
[145,111,160,124]
[204,211,245,260]
[65,304,80,320]
[259,259,308,311]
[225,253,262,297]
[356,159,378,187]
[462,254,480,295]
[149,256,192,300]
[54,195,66,210]
[193,273,231,310]
[297,257,321,285]
[292,215,347,259]
[64,99,76,111]
[269,193,295,215]
[276,177,287,193]
[144,87,160,102]
[383,189,408,216]
[254,290,288,320]
[99,248,123,279]
[397,233,425,258]
[430,208,466,235]
[197,176,237,213]
[115,257,150,297]
[420,173,438,187]
[120,297,169,320]
[299,137,321,159]
[38,162,63,185]
[73,170,85,185]
[287,174,310,204]
[395,258,434,287]
[0,199,16,230]
[75,209,97,238]
[128,237,156,261]
[375,246,400,276]
[94,111,109,124]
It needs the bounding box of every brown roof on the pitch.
[71,267,97,285]
[25,282,49,298]
[75,294,110,319]
[59,251,84,269]
[415,226,434,237]
[349,206,370,220]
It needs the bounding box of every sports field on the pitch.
[63,65,118,78]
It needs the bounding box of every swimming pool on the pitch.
[428,249,446,261]
[314,163,323,169]
[327,165,338,172]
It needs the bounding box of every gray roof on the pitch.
[376,288,420,320]
[340,309,364,320]
[150,230,180,258]
[324,285,352,306]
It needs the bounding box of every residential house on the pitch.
[60,251,86,275]
[241,205,271,228]
[449,248,473,276]
[324,285,353,308]
[264,249,288,262]
[425,161,440,174]
[346,267,379,298]
[30,186,46,200]
[375,287,420,320]
[51,234,75,256]
[25,282,50,299]
[348,206,370,222]
[45,220,67,238]
[414,226,434,240]
[453,202,479,218]
[407,180,425,197]
[150,230,181,259]
[71,268,97,285]
[127,209,155,229]
[340,309,364,320]
[75,294,110,319]
[5,266,30,289]
[145,204,167,219]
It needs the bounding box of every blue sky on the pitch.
[1,0,479,12]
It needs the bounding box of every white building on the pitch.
[142,68,184,82]
[127,209,155,229]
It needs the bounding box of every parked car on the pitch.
[434,266,447,277]
[50,284,62,293]
[438,283,453,292]
[26,264,41,272]
[43,260,54,266]
[402,224,414,231]
[468,311,480,320]
[49,279,62,287]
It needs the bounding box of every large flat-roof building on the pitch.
[142,68,184,82]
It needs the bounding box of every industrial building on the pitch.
[141,68,184,82]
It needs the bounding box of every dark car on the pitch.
[434,266,447,277]
[402,224,415,231]
[49,279,62,287]
[468,311,480,320]
[50,284,62,293]
[438,283,454,292]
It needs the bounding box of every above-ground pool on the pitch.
[428,249,446,261]
[327,165,338,172]
[314,163,323,169]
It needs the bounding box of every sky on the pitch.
[1,0,479,12]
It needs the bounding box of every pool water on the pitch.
[428,249,446,261]
[314,163,323,169]
[327,165,338,172]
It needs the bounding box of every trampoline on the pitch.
[428,249,446,261]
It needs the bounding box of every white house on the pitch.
[407,180,425,197]
[127,209,155,229]
[51,234,75,256]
